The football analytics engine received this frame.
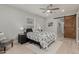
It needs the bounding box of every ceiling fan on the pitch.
[40,4,60,13]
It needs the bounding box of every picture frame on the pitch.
[48,22,53,27]
[26,17,34,28]
[27,18,34,24]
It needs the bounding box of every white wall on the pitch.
[34,17,46,31]
[0,5,45,39]
[45,18,58,39]
[76,11,79,43]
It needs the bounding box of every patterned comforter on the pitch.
[27,31,56,49]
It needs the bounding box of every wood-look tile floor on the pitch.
[5,36,79,54]
[6,42,35,54]
[57,38,79,54]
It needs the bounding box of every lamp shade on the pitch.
[20,27,24,30]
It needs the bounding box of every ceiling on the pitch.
[9,4,79,18]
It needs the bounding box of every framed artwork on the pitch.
[27,18,34,24]
[48,22,53,27]
[26,17,34,28]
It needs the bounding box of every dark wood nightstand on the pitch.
[18,34,28,44]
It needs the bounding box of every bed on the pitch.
[26,28,56,49]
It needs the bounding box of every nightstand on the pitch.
[18,34,28,44]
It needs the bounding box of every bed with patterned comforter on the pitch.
[27,31,56,49]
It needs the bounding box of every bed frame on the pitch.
[25,28,55,49]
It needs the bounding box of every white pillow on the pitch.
[0,32,6,41]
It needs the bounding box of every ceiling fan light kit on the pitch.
[47,10,50,13]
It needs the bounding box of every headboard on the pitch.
[26,28,33,33]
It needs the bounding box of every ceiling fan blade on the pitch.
[43,10,47,13]
[40,8,46,10]
[50,8,59,10]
